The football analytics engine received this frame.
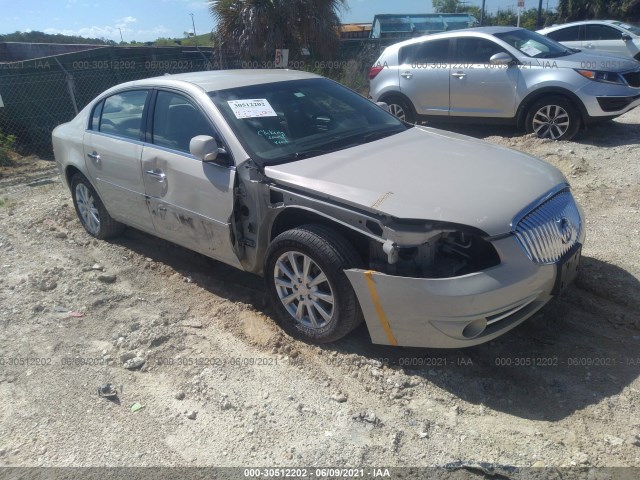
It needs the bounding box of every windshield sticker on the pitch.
[520,44,542,57]
[258,129,289,145]
[227,99,277,119]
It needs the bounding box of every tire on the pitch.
[264,224,364,343]
[525,96,581,141]
[384,96,416,124]
[70,173,124,239]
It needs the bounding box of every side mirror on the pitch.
[189,135,228,164]
[376,101,390,112]
[489,52,515,66]
[622,33,632,42]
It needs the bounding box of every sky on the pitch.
[0,0,560,43]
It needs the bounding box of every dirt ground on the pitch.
[0,107,639,474]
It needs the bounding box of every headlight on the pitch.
[575,69,625,85]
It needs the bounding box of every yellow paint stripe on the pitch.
[363,270,398,346]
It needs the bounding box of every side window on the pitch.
[99,90,148,140]
[90,100,103,131]
[152,91,215,154]
[455,38,508,64]
[547,26,581,42]
[400,39,449,64]
[586,25,623,41]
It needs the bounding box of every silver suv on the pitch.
[369,27,640,140]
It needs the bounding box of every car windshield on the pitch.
[209,78,407,166]
[494,29,573,58]
[613,21,640,36]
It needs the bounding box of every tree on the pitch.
[556,0,629,21]
[432,0,461,13]
[209,0,346,60]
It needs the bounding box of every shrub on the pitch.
[0,128,16,166]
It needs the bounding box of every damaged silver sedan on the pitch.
[52,70,585,348]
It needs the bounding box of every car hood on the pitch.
[264,127,567,237]
[539,50,639,71]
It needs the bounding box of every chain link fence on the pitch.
[0,39,391,159]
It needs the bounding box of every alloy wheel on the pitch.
[273,251,335,329]
[75,183,100,235]
[532,105,570,140]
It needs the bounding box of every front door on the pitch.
[141,90,240,267]
[449,37,518,118]
[584,24,631,56]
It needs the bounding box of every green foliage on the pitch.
[432,0,463,13]
[0,129,17,166]
[209,0,347,60]
[557,0,631,21]
[0,30,113,45]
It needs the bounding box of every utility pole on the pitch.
[118,27,123,43]
[190,13,198,46]
[480,0,486,25]
[537,0,543,28]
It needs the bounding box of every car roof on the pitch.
[381,26,521,51]
[111,69,322,93]
[538,19,625,32]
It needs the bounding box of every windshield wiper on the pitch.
[362,128,404,143]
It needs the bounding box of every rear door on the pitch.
[141,89,241,267]
[83,89,154,231]
[398,38,450,116]
[546,25,583,51]
[449,37,518,118]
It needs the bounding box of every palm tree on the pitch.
[556,0,628,21]
[209,0,347,61]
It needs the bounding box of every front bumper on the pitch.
[576,80,640,118]
[345,235,569,349]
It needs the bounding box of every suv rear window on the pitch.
[399,39,449,64]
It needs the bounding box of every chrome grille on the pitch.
[514,190,582,265]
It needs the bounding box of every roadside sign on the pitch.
[518,0,525,7]
[274,49,289,68]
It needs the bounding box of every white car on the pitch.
[538,20,640,60]
[52,70,585,348]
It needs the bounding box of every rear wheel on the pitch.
[264,224,363,343]
[71,174,124,239]
[384,96,416,124]
[525,96,581,140]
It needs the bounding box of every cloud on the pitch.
[43,24,173,42]
[115,16,137,28]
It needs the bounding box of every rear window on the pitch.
[399,39,450,64]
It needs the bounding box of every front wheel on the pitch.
[264,224,364,343]
[525,96,581,140]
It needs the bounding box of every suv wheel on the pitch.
[525,96,580,141]
[264,224,363,343]
[384,96,416,124]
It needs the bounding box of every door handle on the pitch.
[87,151,100,160]
[145,169,166,182]
[400,71,413,79]
[451,72,466,79]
